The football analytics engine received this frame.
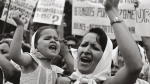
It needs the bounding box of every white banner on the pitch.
[135,0,150,36]
[1,0,38,30]
[72,0,142,41]
[33,0,65,25]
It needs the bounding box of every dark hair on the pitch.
[0,40,10,47]
[85,28,107,51]
[34,25,58,48]
[65,36,78,44]
[0,33,13,40]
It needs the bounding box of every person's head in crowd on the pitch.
[68,27,112,83]
[112,45,149,80]
[111,47,124,76]
[0,33,13,41]
[76,28,108,74]
[0,38,12,60]
[65,36,78,49]
[32,25,61,59]
[32,26,72,75]
[0,38,21,84]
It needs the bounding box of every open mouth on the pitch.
[49,45,56,51]
[111,71,117,76]
[80,56,92,63]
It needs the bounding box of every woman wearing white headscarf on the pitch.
[56,0,143,84]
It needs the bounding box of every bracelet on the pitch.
[110,16,124,25]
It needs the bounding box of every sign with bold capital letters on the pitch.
[1,0,38,30]
[33,0,65,25]
[72,0,146,41]
[135,0,150,36]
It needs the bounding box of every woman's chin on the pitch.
[78,67,93,74]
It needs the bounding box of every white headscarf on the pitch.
[30,31,46,59]
[30,31,37,55]
[70,37,113,84]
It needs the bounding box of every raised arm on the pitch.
[0,54,21,84]
[9,10,32,67]
[103,0,142,84]
[59,40,74,73]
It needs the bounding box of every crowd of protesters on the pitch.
[0,0,150,84]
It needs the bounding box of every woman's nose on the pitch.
[50,37,56,42]
[83,45,91,54]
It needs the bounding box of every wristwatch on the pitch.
[110,16,124,25]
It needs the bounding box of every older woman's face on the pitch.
[77,33,103,74]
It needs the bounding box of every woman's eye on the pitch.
[81,42,88,47]
[92,45,100,51]
[93,47,99,51]
[44,38,50,40]
[44,36,52,40]
[54,37,59,41]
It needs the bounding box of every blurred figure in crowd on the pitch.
[0,38,21,84]
[65,36,78,49]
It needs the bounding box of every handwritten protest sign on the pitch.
[33,0,65,25]
[1,0,38,30]
[135,0,150,36]
[72,0,141,40]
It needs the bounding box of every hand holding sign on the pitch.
[12,10,24,26]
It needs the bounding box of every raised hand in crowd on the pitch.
[59,39,74,73]
[57,0,143,84]
[103,0,143,84]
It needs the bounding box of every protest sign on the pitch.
[72,0,141,41]
[135,0,150,36]
[33,0,65,25]
[1,0,38,30]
